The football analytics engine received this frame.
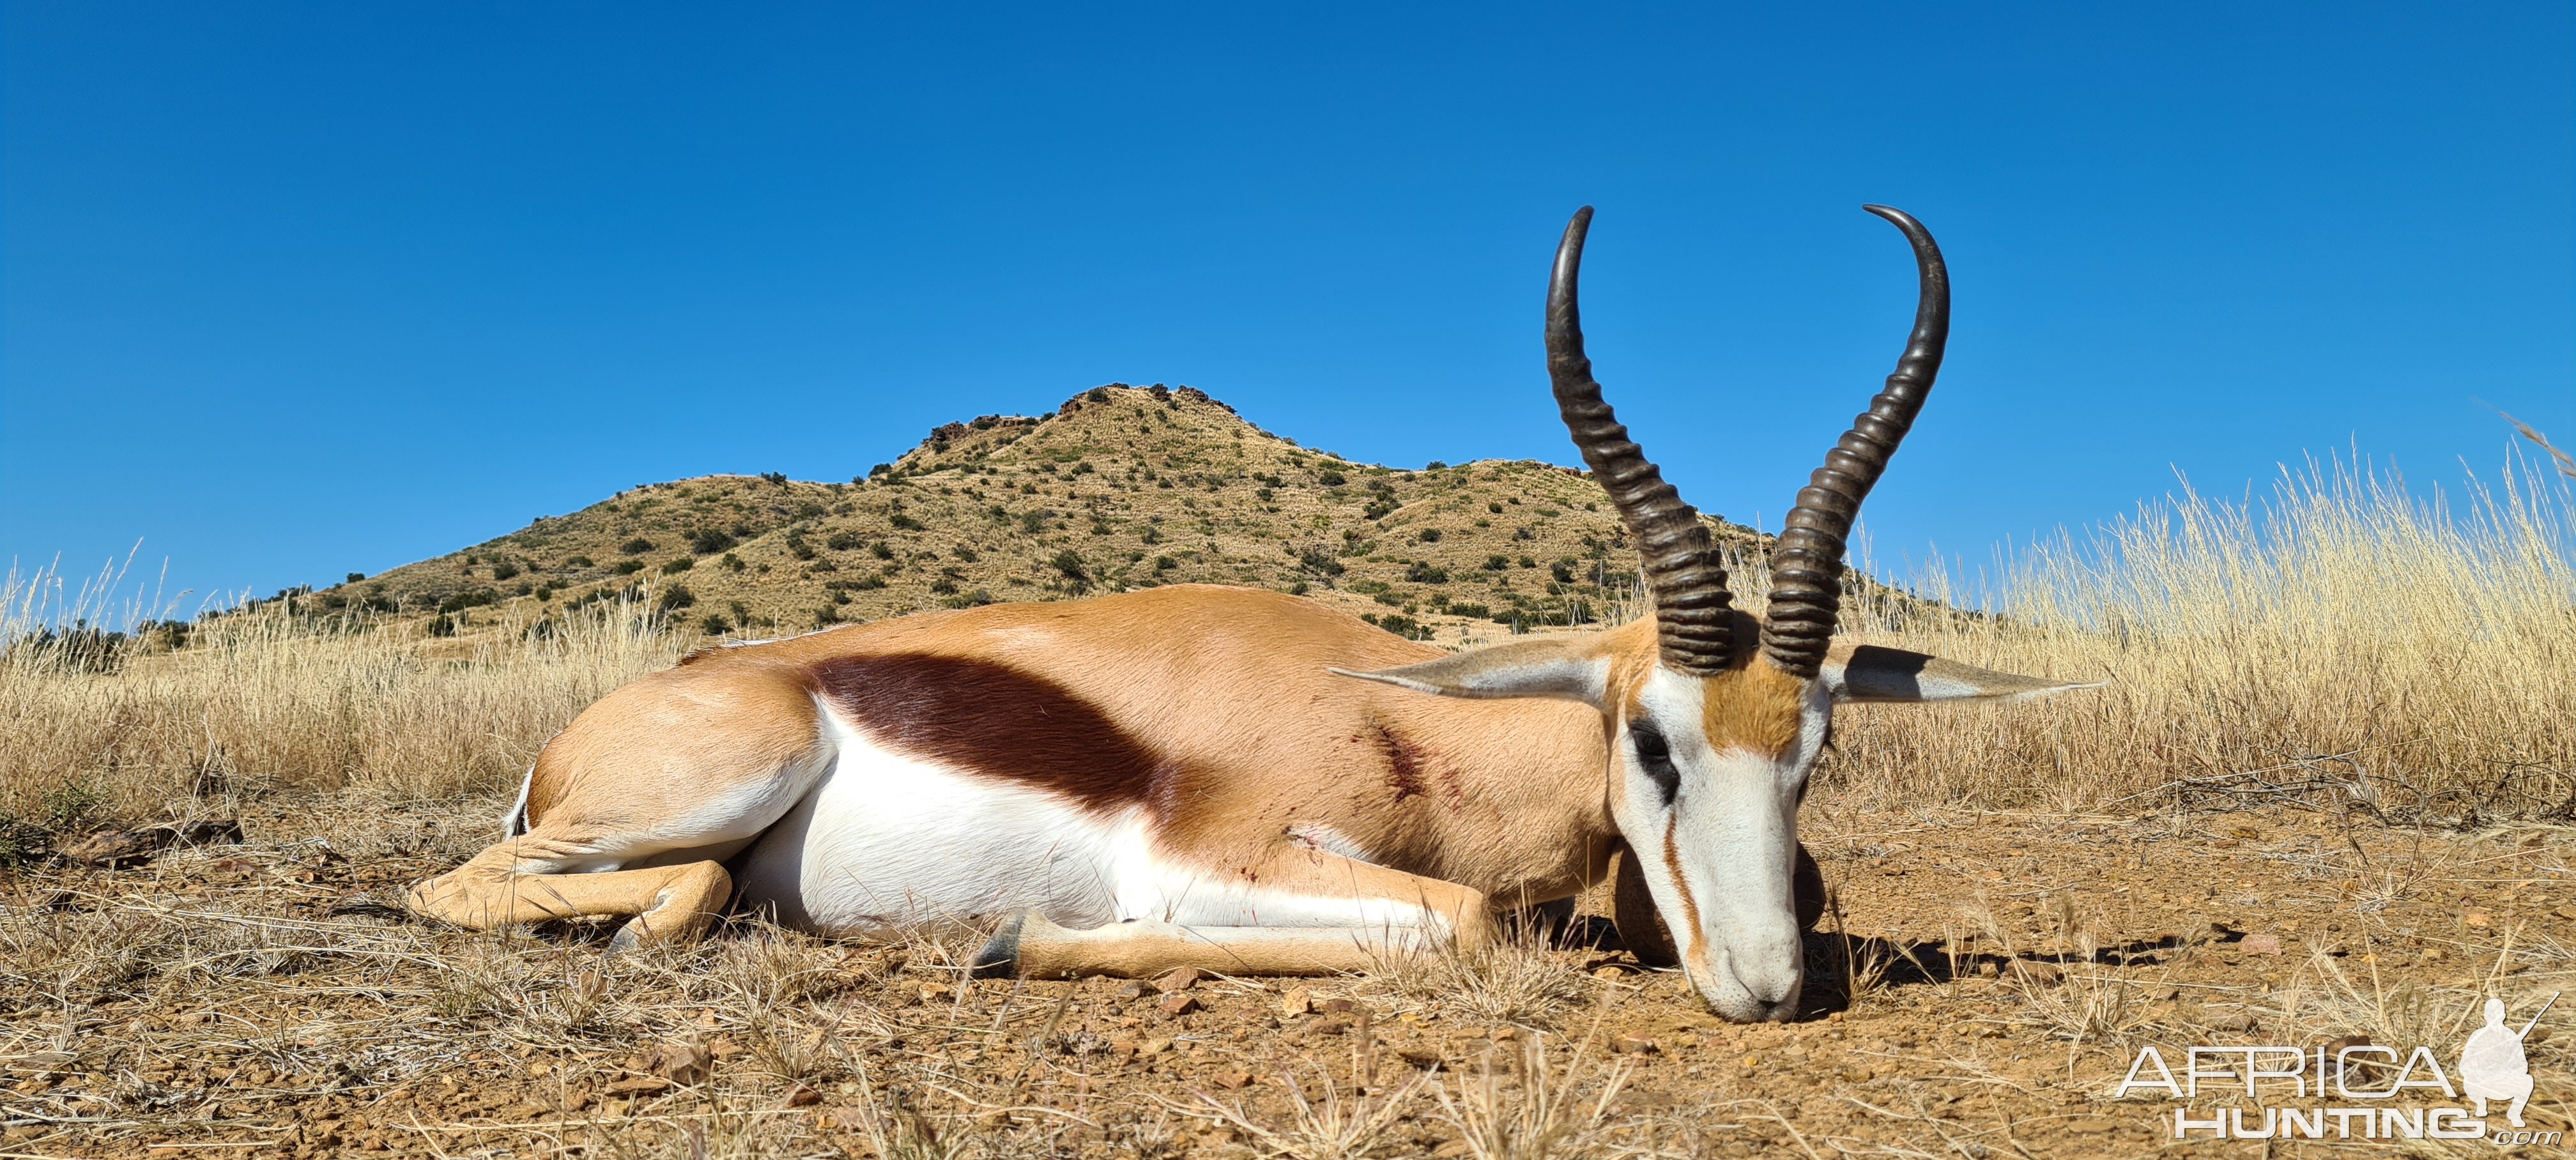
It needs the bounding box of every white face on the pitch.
[1612,667,1831,1022]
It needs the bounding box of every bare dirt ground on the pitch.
[2,794,2568,1159]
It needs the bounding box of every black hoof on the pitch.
[970,912,1027,979]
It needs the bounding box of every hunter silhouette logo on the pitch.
[2462,993,2551,1128]
[2115,992,2559,1144]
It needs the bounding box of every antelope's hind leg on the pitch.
[404,660,834,949]
[975,846,1493,979]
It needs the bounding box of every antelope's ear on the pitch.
[1823,643,2102,704]
[1331,637,1607,705]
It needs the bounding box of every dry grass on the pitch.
[1188,1067,1427,1160]
[1430,1029,1635,1160]
[1815,452,2576,820]
[1363,935,1597,1030]
[0,580,681,835]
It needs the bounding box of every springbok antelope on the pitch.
[408,205,2090,1021]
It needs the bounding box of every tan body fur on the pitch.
[412,586,1630,972]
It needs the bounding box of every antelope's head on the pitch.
[1341,206,2092,1021]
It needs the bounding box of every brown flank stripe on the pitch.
[808,653,1181,814]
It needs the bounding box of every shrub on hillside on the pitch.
[1052,551,1090,593]
[437,589,500,614]
[1360,613,1427,639]
[620,538,656,555]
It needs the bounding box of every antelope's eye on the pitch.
[1629,722,1680,807]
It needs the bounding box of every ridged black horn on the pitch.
[1760,204,1949,678]
[1547,207,1735,675]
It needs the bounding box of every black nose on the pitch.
[1746,977,1803,1021]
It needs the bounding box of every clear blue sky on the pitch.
[6,3,2570,612]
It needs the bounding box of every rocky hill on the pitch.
[309,384,1781,646]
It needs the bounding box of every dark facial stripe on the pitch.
[1662,814,1706,972]
[809,653,1179,814]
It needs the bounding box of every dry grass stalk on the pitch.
[2499,409,2576,480]
[1963,894,2162,1053]
[1431,1027,1635,1160]
[1190,1064,1428,1160]
[1812,888,1896,1013]
[846,1063,976,1160]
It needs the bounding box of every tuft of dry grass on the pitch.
[1430,1029,1634,1160]
[1189,1064,1429,1160]
[1363,933,1597,1029]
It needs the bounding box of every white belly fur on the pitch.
[731,711,1446,938]
[732,723,1134,935]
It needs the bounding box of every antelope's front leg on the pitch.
[974,846,1492,980]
